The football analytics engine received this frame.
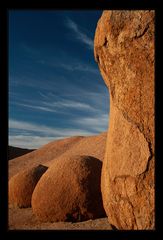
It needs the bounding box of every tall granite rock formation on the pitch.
[94,10,155,229]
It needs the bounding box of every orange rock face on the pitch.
[32,155,106,222]
[9,165,48,208]
[94,10,155,229]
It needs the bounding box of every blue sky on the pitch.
[9,10,109,149]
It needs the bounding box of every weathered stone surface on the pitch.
[9,165,48,208]
[94,10,155,229]
[32,155,106,222]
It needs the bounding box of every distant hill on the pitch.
[8,132,107,178]
[8,146,35,160]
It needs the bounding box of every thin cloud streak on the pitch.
[9,119,95,138]
[43,99,96,111]
[13,99,99,114]
[74,114,109,132]
[65,18,94,50]
[9,135,62,149]
[38,58,99,74]
[15,103,55,112]
[53,62,99,74]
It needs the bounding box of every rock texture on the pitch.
[94,10,155,229]
[32,155,106,222]
[9,164,48,208]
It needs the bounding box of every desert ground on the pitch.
[9,205,112,230]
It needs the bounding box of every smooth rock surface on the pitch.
[32,155,106,222]
[94,10,155,229]
[9,164,48,208]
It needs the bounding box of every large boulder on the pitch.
[94,10,155,229]
[9,164,48,208]
[32,155,106,222]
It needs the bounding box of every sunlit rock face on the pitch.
[32,155,106,222]
[94,10,155,229]
[9,164,48,208]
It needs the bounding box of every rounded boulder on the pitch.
[9,164,48,208]
[32,155,106,222]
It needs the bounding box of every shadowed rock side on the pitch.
[9,132,107,178]
[8,146,35,160]
[94,10,155,229]
[32,155,106,222]
[9,164,48,208]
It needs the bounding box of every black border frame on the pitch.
[0,0,162,239]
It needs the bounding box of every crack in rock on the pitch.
[124,178,138,229]
[133,24,149,39]
[113,104,154,177]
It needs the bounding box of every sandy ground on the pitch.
[9,205,112,230]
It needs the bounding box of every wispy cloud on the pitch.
[74,114,109,132]
[9,74,59,91]
[14,102,55,113]
[43,99,95,111]
[9,119,94,138]
[9,113,108,149]
[65,18,93,50]
[37,57,99,74]
[53,62,99,74]
[38,91,50,100]
[9,135,61,149]
[13,98,98,114]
